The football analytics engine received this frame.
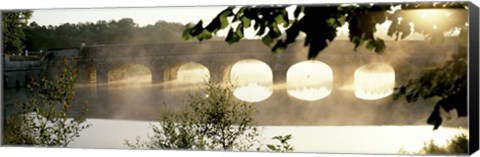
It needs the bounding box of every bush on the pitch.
[125,82,261,151]
[2,59,90,146]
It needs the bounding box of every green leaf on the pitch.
[196,29,212,41]
[190,20,205,36]
[241,16,251,28]
[219,16,230,29]
[285,134,292,140]
[262,35,273,47]
[235,24,244,39]
[337,16,347,26]
[182,28,193,40]
[274,14,285,24]
[267,144,277,150]
[327,18,336,26]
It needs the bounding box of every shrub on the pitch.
[3,58,90,146]
[125,82,260,151]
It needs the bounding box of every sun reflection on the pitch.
[230,59,273,102]
[354,63,395,100]
[233,83,273,102]
[287,61,333,101]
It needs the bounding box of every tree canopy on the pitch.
[23,18,187,51]
[182,2,469,129]
[2,10,32,55]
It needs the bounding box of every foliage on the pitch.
[125,82,260,151]
[2,58,90,146]
[393,28,468,129]
[182,2,469,129]
[23,19,187,51]
[183,2,467,58]
[266,134,294,152]
[2,10,32,55]
[399,134,468,155]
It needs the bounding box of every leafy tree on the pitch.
[23,18,187,51]
[182,2,469,129]
[2,58,90,146]
[2,10,32,55]
[125,82,261,151]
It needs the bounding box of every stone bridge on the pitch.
[76,39,457,86]
[4,39,466,126]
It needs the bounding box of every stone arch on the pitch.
[162,61,211,99]
[286,60,333,101]
[354,62,395,100]
[107,63,152,85]
[226,59,273,102]
[163,61,210,83]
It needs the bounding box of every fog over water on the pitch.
[3,38,468,153]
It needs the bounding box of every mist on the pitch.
[38,35,464,129]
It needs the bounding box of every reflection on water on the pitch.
[287,87,332,101]
[4,62,469,153]
[354,63,395,100]
[68,118,469,154]
[230,59,273,102]
[233,83,272,102]
[108,75,152,86]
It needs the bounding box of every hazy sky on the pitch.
[25,4,436,40]
[29,6,226,26]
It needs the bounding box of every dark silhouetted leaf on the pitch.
[226,28,240,44]
[427,105,442,130]
[293,6,304,19]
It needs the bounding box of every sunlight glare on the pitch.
[405,9,462,32]
[287,61,333,101]
[233,83,273,102]
[354,63,395,100]
[230,59,273,102]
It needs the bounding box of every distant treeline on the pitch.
[23,18,195,51]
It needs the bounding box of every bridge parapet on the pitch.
[75,38,458,86]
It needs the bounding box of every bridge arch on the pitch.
[354,62,395,100]
[286,60,333,101]
[163,61,211,94]
[225,59,273,103]
[164,61,210,83]
[107,63,153,85]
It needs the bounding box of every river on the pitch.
[3,80,469,154]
